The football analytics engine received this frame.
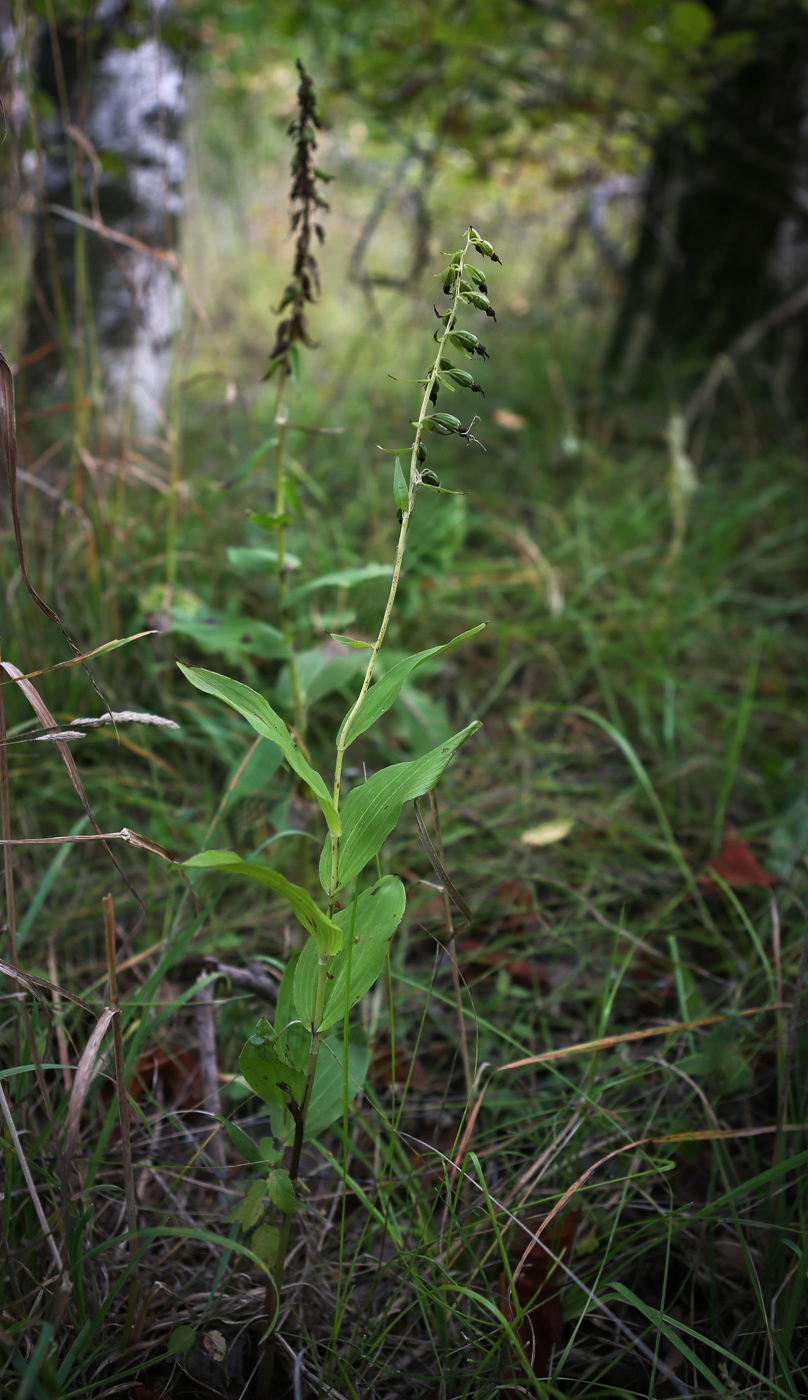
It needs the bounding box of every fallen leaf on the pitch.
[203,1331,227,1364]
[493,407,525,431]
[698,829,778,891]
[521,819,575,848]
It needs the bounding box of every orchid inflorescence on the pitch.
[266,60,332,376]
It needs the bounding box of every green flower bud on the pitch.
[462,288,491,313]
[393,455,409,514]
[448,330,479,354]
[416,443,427,462]
[420,468,440,487]
[464,265,488,293]
[445,368,475,388]
[396,507,404,523]
[423,412,462,435]
[469,228,502,263]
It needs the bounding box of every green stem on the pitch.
[326,230,474,909]
[259,955,328,1396]
[274,369,306,742]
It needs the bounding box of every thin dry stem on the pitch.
[103,895,139,1295]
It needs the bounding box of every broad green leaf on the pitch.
[170,609,290,662]
[283,562,393,609]
[275,645,367,712]
[266,1168,295,1214]
[295,876,405,1031]
[274,953,308,1071]
[168,1326,196,1355]
[177,665,341,835]
[305,1026,369,1140]
[241,1180,267,1231]
[251,1223,280,1266]
[226,545,301,573]
[239,1018,306,1109]
[337,624,485,749]
[320,722,481,892]
[179,850,342,956]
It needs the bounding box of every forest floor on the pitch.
[1,74,807,1400]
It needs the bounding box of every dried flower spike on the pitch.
[266,60,331,377]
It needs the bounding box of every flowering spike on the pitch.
[266,61,330,376]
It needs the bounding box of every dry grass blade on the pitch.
[63,1005,115,1188]
[0,635,158,687]
[0,957,92,1013]
[0,1080,64,1277]
[0,660,146,921]
[0,347,109,714]
[194,972,226,1174]
[510,1122,794,1296]
[104,894,139,1310]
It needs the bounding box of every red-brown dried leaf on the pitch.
[501,1211,580,1380]
[698,829,778,891]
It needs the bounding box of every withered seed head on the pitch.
[266,60,331,377]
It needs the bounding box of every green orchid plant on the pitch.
[176,223,499,1381]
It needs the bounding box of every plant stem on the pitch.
[327,230,474,908]
[274,368,306,742]
[259,955,329,1397]
[260,230,474,1390]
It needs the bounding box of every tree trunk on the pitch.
[17,3,185,432]
[608,2,808,404]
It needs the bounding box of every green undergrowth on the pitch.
[1,99,808,1399]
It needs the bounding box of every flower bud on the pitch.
[421,468,440,487]
[445,368,474,389]
[448,330,479,354]
[462,289,491,313]
[422,413,462,435]
[416,442,427,462]
[465,265,489,294]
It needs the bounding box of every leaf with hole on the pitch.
[321,722,481,892]
[239,1018,305,1110]
[177,666,340,835]
[178,850,342,955]
[337,624,484,749]
[295,876,405,1031]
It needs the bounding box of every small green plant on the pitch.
[176,223,499,1384]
